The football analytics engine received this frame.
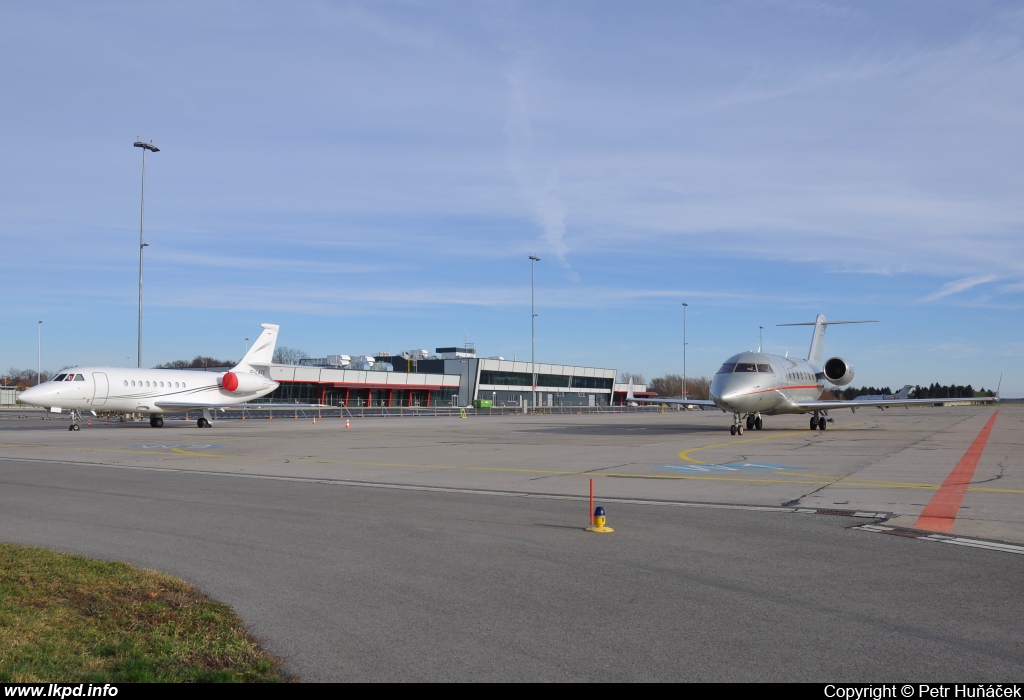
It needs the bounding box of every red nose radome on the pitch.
[221,372,239,392]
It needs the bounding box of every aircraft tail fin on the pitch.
[232,324,279,372]
[777,315,878,366]
[896,385,915,399]
[627,381,636,401]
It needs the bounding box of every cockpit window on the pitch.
[734,363,758,372]
[716,363,736,375]
[756,364,772,373]
[74,374,85,381]
[52,374,67,382]
[64,374,76,381]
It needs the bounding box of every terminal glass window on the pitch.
[570,376,613,390]
[536,374,570,388]
[480,370,532,387]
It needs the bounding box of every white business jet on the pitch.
[19,323,285,430]
[629,314,996,435]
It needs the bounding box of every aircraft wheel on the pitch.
[730,425,737,436]
[810,417,817,430]
[819,418,826,431]
[737,425,744,435]
[755,417,763,430]
[745,416,754,430]
[197,418,208,428]
[68,425,75,431]
[154,417,164,428]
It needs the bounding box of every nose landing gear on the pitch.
[730,413,744,435]
[67,409,82,431]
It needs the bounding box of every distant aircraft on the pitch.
[853,385,915,402]
[19,323,288,430]
[628,314,996,435]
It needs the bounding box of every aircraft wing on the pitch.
[631,396,717,408]
[792,396,997,412]
[626,382,717,409]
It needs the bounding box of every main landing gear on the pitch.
[196,408,214,428]
[149,415,164,428]
[810,413,827,431]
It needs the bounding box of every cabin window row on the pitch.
[121,380,186,389]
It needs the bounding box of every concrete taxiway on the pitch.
[0,404,1018,544]
[0,404,1021,681]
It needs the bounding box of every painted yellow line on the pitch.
[4,439,1023,495]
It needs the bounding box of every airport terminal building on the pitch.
[255,345,635,409]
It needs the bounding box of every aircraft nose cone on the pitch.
[18,386,45,406]
[711,376,751,406]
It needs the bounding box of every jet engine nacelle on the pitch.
[823,357,855,386]
[219,371,271,393]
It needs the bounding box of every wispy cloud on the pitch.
[503,53,576,279]
[919,275,998,303]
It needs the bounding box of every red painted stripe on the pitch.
[914,411,999,533]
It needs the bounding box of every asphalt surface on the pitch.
[1,406,1021,681]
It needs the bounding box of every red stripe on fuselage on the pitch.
[728,385,820,398]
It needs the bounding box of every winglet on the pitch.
[232,324,279,371]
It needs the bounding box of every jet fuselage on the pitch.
[18,367,278,415]
[709,351,825,416]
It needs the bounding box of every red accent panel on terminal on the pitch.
[221,372,239,392]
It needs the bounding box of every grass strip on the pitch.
[0,542,288,682]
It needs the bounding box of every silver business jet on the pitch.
[629,314,996,435]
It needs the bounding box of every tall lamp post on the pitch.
[37,321,42,385]
[134,139,160,368]
[681,302,688,401]
[529,254,540,413]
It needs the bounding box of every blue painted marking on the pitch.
[135,444,221,450]
[654,461,803,473]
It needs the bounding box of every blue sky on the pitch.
[3,1,1022,396]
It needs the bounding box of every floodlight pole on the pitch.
[37,321,42,385]
[530,254,540,413]
[681,302,688,401]
[134,140,160,368]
